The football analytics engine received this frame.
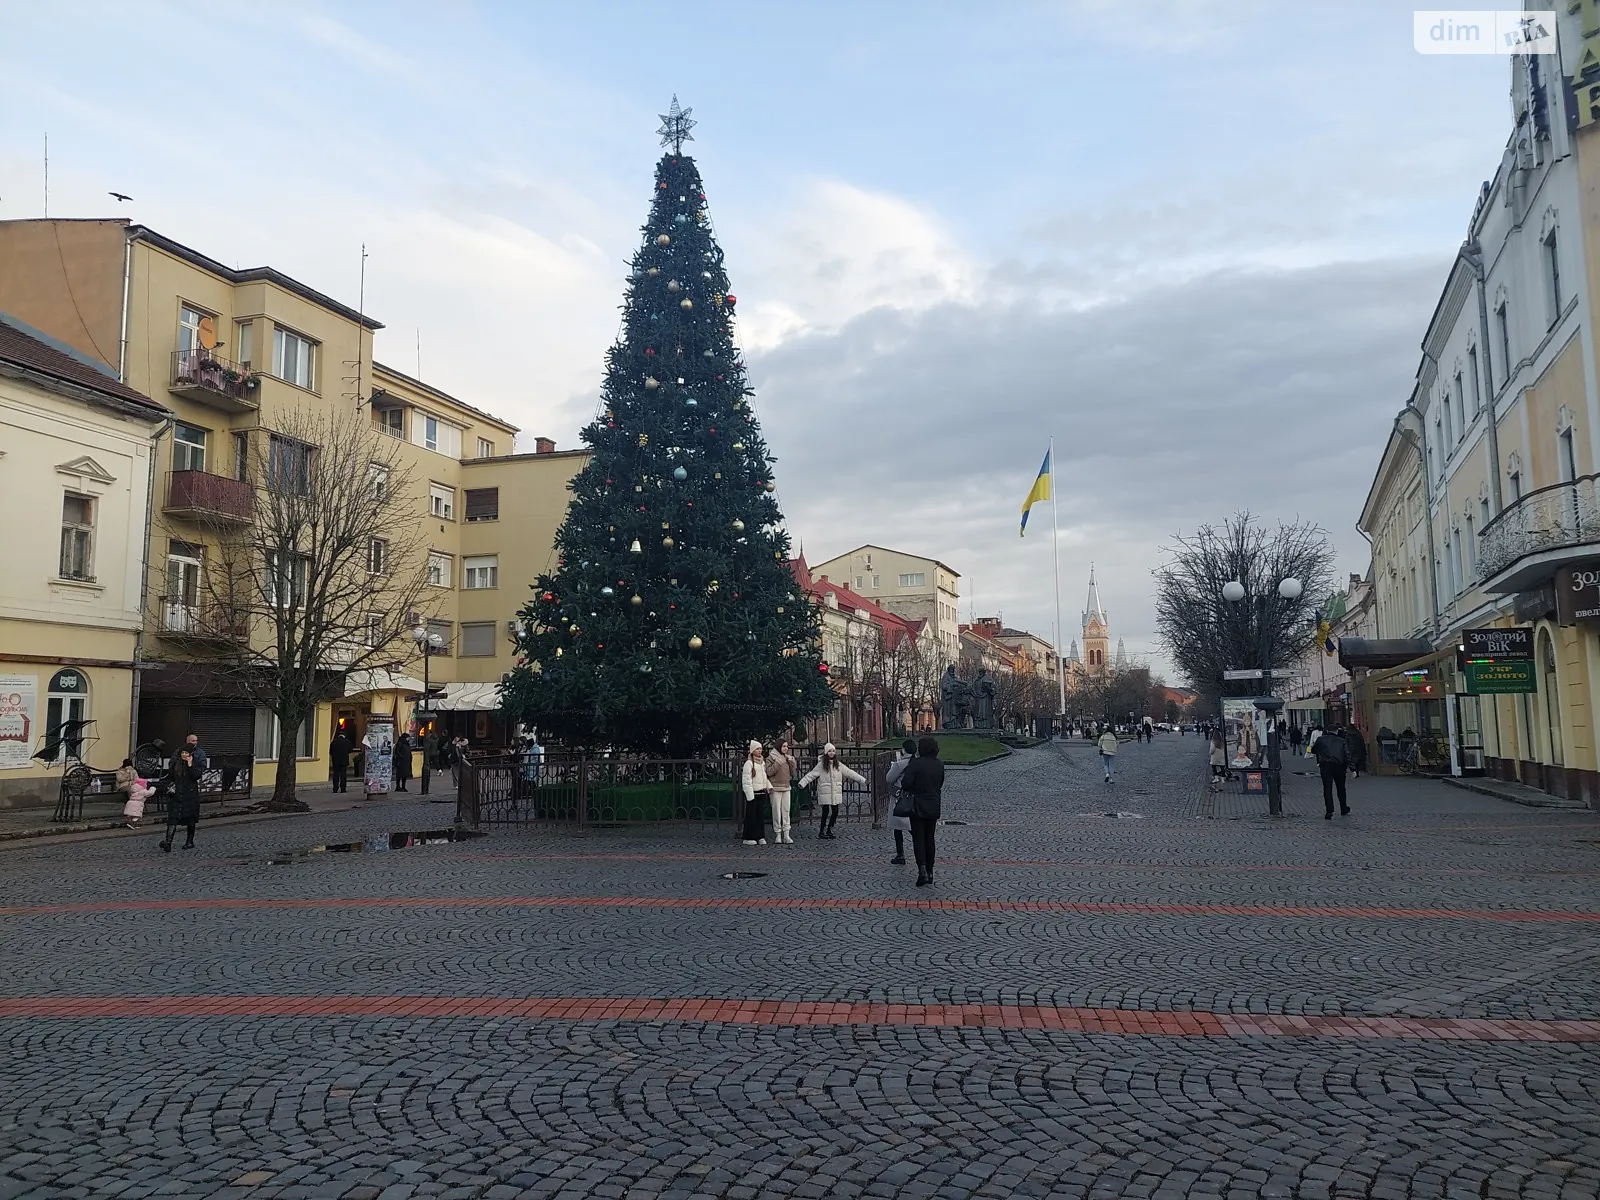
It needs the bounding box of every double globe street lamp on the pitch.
[412,624,444,796]
[1221,575,1302,817]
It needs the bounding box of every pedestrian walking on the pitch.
[895,736,945,887]
[1209,729,1227,788]
[1289,724,1303,754]
[393,731,413,791]
[161,746,201,852]
[1313,722,1351,819]
[1343,724,1368,779]
[1142,717,1153,743]
[764,738,798,845]
[799,742,866,839]
[1098,728,1119,782]
[885,737,916,864]
[739,740,770,845]
[116,758,149,828]
[328,729,353,793]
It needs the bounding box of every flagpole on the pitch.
[1050,435,1065,724]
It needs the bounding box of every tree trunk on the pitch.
[266,716,310,812]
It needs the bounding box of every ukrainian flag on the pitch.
[1020,449,1051,537]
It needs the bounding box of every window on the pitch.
[1510,469,1522,501]
[167,545,201,608]
[377,406,404,438]
[430,484,456,520]
[253,707,315,761]
[427,619,453,655]
[1545,230,1562,323]
[173,422,207,473]
[178,305,209,355]
[1441,396,1452,448]
[44,670,89,765]
[460,622,496,657]
[1496,303,1511,386]
[266,552,309,608]
[464,555,498,589]
[368,537,388,574]
[1465,515,1476,575]
[59,494,94,581]
[1453,373,1465,438]
[1480,496,1491,528]
[427,552,452,587]
[871,575,881,590]
[236,320,254,368]
[464,488,499,522]
[272,327,317,389]
[1560,428,1578,482]
[1468,347,1481,415]
[855,576,863,589]
[899,572,926,588]
[267,434,311,494]
[366,613,385,648]
[477,437,495,458]
[412,410,461,457]
[233,433,249,481]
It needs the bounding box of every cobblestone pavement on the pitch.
[4,737,1600,1199]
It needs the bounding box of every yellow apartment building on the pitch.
[0,218,586,797]
[809,545,962,662]
[0,316,170,809]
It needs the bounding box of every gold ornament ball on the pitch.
[631,594,643,607]
[645,376,659,389]
[647,266,660,277]
[732,519,745,532]
[569,623,580,634]
[667,280,681,292]
[680,298,693,310]
[663,536,675,548]
[657,234,671,246]
[688,635,703,650]
[765,482,776,492]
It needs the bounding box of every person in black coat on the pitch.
[328,731,353,793]
[393,731,413,791]
[898,736,946,887]
[162,748,202,852]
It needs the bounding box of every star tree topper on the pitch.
[657,95,696,152]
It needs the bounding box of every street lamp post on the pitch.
[1223,575,1302,817]
[412,625,443,796]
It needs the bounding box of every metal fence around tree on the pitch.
[457,743,891,832]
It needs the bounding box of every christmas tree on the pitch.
[502,100,837,756]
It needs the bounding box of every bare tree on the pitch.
[192,409,434,809]
[1153,512,1334,709]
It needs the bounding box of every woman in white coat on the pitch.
[798,742,866,839]
[739,740,770,845]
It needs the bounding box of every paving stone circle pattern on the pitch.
[3,737,1600,1198]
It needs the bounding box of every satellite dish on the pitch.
[197,315,218,350]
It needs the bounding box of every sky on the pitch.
[0,1,1511,682]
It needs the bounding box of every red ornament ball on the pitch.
[819,663,829,674]
[542,591,555,602]
[645,348,656,356]
[725,294,737,307]
[659,182,667,190]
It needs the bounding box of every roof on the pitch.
[791,556,916,640]
[371,361,520,434]
[0,313,167,418]
[813,544,961,580]
[128,224,384,331]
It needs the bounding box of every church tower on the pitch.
[1082,564,1110,673]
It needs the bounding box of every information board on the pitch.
[1464,660,1537,695]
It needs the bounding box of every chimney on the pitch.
[535,437,556,454]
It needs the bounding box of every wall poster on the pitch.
[0,676,38,770]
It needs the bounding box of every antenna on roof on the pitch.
[42,132,48,218]
[345,243,369,410]
[416,328,422,380]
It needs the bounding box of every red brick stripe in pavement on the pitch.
[3,894,1600,922]
[0,995,1595,1042]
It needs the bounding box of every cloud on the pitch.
[751,255,1444,680]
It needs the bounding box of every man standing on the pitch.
[328,728,352,793]
[183,732,208,770]
[1313,723,1351,819]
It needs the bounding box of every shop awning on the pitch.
[344,669,427,697]
[1337,638,1434,670]
[1285,697,1326,711]
[427,682,503,711]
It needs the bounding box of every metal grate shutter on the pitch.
[464,488,499,522]
[190,705,255,756]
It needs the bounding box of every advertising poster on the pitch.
[363,713,394,796]
[1222,697,1264,770]
[0,676,38,770]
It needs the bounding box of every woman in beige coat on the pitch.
[798,742,866,839]
[764,738,799,844]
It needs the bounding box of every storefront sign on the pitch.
[1514,583,1557,622]
[1465,659,1538,694]
[46,668,86,694]
[363,713,394,796]
[1556,565,1600,627]
[1463,627,1533,660]
[0,676,37,769]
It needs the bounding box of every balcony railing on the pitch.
[164,470,253,524]
[1478,472,1600,583]
[170,349,260,412]
[157,596,248,642]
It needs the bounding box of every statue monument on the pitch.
[972,668,997,729]
[939,666,972,730]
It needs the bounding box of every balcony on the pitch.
[164,470,253,525]
[1478,473,1600,594]
[170,349,259,413]
[157,596,248,643]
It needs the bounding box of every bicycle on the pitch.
[1396,735,1445,776]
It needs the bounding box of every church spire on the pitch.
[1084,562,1107,629]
